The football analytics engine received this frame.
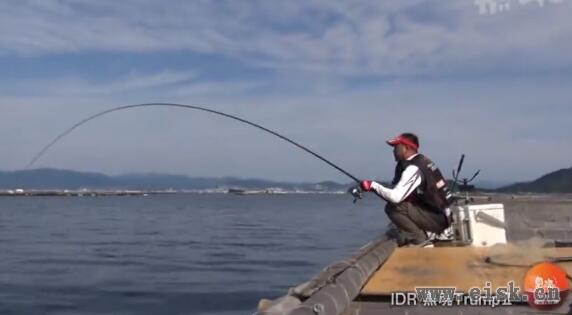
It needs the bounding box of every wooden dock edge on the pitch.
[256,236,397,315]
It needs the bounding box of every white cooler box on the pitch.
[452,203,507,247]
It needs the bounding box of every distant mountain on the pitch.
[5,167,571,193]
[0,169,112,189]
[496,167,572,193]
[0,168,350,191]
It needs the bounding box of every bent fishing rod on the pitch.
[26,103,362,189]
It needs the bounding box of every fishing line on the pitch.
[26,103,361,184]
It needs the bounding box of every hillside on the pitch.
[0,168,350,192]
[496,167,572,193]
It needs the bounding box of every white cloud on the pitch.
[2,72,571,182]
[1,0,571,76]
[1,1,571,182]
[2,70,197,97]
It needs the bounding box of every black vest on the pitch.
[392,154,452,213]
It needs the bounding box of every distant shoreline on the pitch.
[2,190,571,200]
[3,167,572,194]
[0,189,348,197]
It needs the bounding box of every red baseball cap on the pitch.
[386,134,419,150]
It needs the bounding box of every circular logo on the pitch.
[523,262,569,309]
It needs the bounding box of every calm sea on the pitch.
[0,194,388,315]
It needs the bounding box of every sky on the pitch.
[1,0,571,184]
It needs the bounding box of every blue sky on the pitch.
[2,0,571,183]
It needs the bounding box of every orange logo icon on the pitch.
[523,262,569,309]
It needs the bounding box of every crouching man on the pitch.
[360,133,453,247]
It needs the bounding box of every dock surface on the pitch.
[257,195,572,315]
[349,196,572,314]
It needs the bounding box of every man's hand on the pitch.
[360,180,373,191]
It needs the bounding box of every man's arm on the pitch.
[368,165,422,203]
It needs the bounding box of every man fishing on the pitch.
[28,105,452,248]
[360,133,453,247]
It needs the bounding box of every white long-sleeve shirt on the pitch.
[370,154,423,204]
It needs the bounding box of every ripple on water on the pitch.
[0,194,387,314]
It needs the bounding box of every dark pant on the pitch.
[385,201,448,244]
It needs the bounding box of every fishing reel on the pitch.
[348,185,363,203]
